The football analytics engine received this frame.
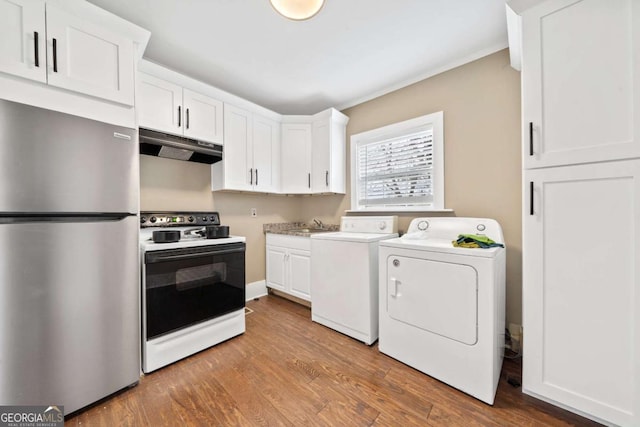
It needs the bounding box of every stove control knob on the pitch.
[209,216,216,221]
[149,216,157,223]
[140,216,146,224]
[188,216,194,222]
[202,217,207,221]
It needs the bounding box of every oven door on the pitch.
[143,242,245,340]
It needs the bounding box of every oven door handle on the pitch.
[145,247,245,263]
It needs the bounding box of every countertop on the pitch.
[263,222,339,237]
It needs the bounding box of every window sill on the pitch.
[346,208,454,214]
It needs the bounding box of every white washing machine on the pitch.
[378,217,506,405]
[311,216,398,345]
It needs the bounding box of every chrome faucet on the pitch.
[313,218,324,229]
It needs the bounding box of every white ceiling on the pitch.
[87,0,509,114]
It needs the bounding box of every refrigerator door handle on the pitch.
[0,213,135,224]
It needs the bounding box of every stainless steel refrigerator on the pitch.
[0,100,140,414]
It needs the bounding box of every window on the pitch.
[350,111,444,211]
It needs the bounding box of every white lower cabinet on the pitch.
[266,234,311,301]
[523,159,640,426]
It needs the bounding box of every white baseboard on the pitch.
[246,280,268,301]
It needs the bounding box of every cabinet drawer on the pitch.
[266,234,310,251]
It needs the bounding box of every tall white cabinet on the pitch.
[519,0,640,425]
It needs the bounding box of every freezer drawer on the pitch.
[0,215,140,413]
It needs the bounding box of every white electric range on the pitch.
[140,211,246,373]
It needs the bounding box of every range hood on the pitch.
[139,128,223,164]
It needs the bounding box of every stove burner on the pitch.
[152,230,181,243]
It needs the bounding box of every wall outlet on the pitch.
[251,208,257,217]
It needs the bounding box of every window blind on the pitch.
[356,129,434,207]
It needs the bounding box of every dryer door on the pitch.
[386,256,478,345]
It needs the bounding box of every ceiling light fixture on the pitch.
[269,0,325,21]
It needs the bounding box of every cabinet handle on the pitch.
[308,173,311,188]
[186,108,190,129]
[249,168,253,185]
[52,38,57,72]
[325,170,329,186]
[529,181,534,215]
[256,169,259,186]
[34,32,39,67]
[529,122,534,156]
[178,106,181,127]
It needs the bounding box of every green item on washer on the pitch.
[452,234,504,249]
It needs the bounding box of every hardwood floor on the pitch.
[67,296,600,426]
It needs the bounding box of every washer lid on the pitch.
[310,231,398,242]
[379,237,503,258]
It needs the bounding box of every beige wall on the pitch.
[301,49,523,324]
[140,48,523,324]
[140,155,302,284]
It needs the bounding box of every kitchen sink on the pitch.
[290,228,334,233]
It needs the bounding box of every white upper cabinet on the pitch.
[216,107,344,195]
[0,1,135,105]
[522,0,640,168]
[137,72,223,144]
[136,73,182,133]
[281,123,312,194]
[183,88,224,143]
[252,114,280,192]
[312,120,331,191]
[0,0,46,83]
[46,4,134,105]
[312,109,348,194]
[215,104,252,191]
[281,109,348,194]
[211,103,279,193]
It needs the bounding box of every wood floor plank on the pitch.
[315,398,379,426]
[308,370,432,426]
[66,295,601,426]
[194,358,292,427]
[238,354,329,426]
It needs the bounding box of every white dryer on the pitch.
[378,217,506,405]
[311,216,398,345]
